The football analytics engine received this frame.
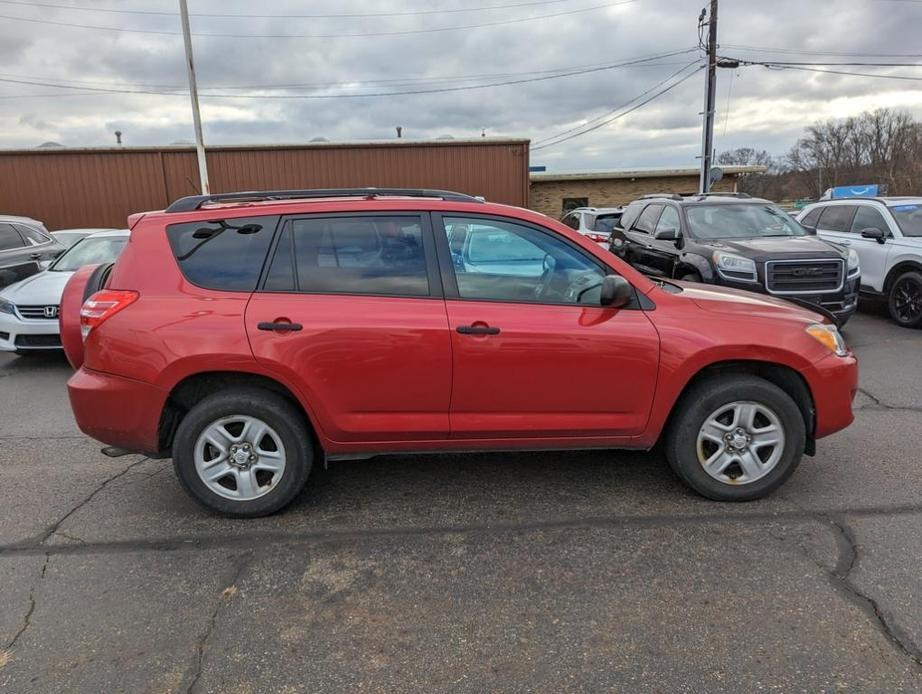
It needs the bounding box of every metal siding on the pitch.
[0,140,525,229]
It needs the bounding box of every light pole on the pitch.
[698,0,718,194]
[179,0,209,195]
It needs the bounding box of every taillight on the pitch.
[80,290,138,340]
[585,232,609,243]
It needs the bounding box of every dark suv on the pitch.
[608,194,860,325]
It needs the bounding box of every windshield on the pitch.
[685,203,806,240]
[592,214,622,233]
[50,236,127,272]
[890,204,922,237]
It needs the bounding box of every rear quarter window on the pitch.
[166,215,280,291]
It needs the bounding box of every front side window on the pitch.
[890,203,922,237]
[444,216,606,305]
[49,236,127,272]
[0,223,25,251]
[167,215,280,291]
[816,205,857,233]
[263,216,429,296]
[655,206,681,234]
[685,203,806,240]
[850,206,889,235]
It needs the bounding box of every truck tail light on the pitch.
[80,290,138,340]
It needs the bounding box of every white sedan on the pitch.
[0,229,128,354]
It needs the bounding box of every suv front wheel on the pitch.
[173,388,313,517]
[664,375,805,501]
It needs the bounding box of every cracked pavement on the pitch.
[0,307,921,692]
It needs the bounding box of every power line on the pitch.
[532,66,703,150]
[0,0,577,18]
[753,63,922,82]
[0,52,691,100]
[722,44,922,58]
[532,60,700,145]
[0,0,638,39]
[0,48,697,93]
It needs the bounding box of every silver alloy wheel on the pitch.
[696,400,785,485]
[194,415,287,501]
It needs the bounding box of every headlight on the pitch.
[806,323,848,357]
[713,251,757,281]
[0,299,15,315]
[847,248,860,275]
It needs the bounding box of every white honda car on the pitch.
[0,229,129,354]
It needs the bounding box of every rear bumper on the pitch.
[67,367,167,454]
[805,352,859,439]
[0,313,61,351]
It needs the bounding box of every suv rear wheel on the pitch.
[664,375,805,501]
[888,270,922,328]
[173,388,313,517]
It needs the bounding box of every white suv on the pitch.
[798,198,922,327]
[560,207,624,247]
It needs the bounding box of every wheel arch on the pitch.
[157,371,323,457]
[658,359,816,455]
[676,252,714,281]
[883,259,922,293]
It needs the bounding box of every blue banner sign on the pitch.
[832,185,879,199]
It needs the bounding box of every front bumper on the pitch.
[804,352,859,439]
[715,274,860,325]
[0,312,61,351]
[67,367,167,454]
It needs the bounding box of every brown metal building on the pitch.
[0,138,530,230]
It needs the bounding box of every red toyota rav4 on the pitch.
[62,189,857,517]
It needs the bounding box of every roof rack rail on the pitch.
[693,192,752,199]
[165,187,484,213]
[637,193,682,200]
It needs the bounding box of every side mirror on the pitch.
[654,226,679,242]
[860,227,887,244]
[600,275,633,308]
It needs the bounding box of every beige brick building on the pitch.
[529,166,767,218]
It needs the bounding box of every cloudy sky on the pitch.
[0,0,920,171]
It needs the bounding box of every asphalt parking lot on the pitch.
[0,305,921,693]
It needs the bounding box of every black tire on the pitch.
[664,375,805,501]
[173,388,313,517]
[887,270,922,328]
[679,271,702,282]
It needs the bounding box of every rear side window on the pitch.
[618,203,643,230]
[800,207,822,228]
[0,223,25,251]
[263,216,429,297]
[166,215,280,291]
[817,206,856,232]
[16,225,50,246]
[632,204,664,234]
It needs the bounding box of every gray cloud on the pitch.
[0,0,920,172]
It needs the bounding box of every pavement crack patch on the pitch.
[38,456,149,544]
[856,387,922,413]
[184,553,250,694]
[4,552,49,653]
[820,513,922,670]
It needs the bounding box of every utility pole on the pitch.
[179,0,209,194]
[698,0,718,194]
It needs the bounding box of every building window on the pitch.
[561,197,588,215]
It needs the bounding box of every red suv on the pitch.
[63,188,858,517]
